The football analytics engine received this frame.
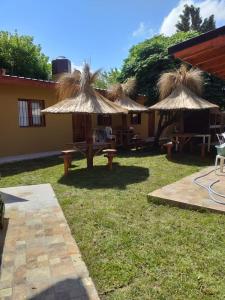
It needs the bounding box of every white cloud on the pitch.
[132,22,154,38]
[160,0,225,36]
[71,62,83,72]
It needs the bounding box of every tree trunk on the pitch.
[154,111,179,147]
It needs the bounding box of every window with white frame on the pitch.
[18,99,45,127]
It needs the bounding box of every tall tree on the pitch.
[0,31,51,79]
[119,31,200,104]
[176,5,190,32]
[176,4,216,33]
[201,15,216,33]
[119,31,225,108]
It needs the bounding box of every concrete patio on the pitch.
[0,184,99,300]
[148,166,225,214]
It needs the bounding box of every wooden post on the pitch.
[122,114,128,147]
[122,114,127,130]
[63,155,69,176]
[85,114,94,168]
[200,143,206,159]
[108,155,113,170]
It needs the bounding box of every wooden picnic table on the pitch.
[131,136,145,150]
[61,141,114,175]
[115,129,134,147]
[170,133,211,152]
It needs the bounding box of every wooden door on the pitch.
[72,114,86,142]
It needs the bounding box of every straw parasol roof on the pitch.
[149,85,218,110]
[42,64,128,114]
[108,80,147,112]
[149,65,218,111]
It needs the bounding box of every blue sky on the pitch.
[0,0,225,71]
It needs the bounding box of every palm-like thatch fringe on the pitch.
[150,64,218,111]
[42,63,128,114]
[122,77,137,98]
[150,85,218,110]
[56,70,81,100]
[158,65,203,100]
[107,80,147,112]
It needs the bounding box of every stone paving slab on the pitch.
[0,184,100,300]
[148,166,225,214]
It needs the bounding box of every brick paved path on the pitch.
[0,184,100,300]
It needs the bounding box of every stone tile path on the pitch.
[0,184,100,300]
[148,166,225,214]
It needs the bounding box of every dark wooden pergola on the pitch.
[168,26,225,81]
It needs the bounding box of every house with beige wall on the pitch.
[0,74,73,158]
[0,67,154,159]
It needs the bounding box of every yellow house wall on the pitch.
[0,83,73,157]
[92,112,149,139]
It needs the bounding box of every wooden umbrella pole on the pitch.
[122,114,128,147]
[85,114,94,169]
[122,114,127,130]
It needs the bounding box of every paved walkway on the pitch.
[149,166,225,214]
[0,184,100,300]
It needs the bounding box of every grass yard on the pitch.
[1,150,225,299]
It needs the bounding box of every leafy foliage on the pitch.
[204,74,225,109]
[119,31,199,105]
[94,68,121,89]
[119,31,225,108]
[176,4,216,33]
[0,31,51,79]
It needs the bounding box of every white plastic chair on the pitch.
[105,127,116,142]
[216,133,225,145]
[215,154,225,174]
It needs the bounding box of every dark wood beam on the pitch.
[214,69,225,75]
[174,36,225,59]
[200,61,225,73]
[196,52,225,67]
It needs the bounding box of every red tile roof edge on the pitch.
[0,75,58,88]
[0,74,148,98]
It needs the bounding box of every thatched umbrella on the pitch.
[148,65,219,144]
[150,65,218,111]
[42,64,127,168]
[108,79,147,130]
[108,79,147,112]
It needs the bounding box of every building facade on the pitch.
[0,73,153,158]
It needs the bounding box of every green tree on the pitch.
[176,5,190,32]
[119,31,225,108]
[94,68,121,89]
[0,31,51,79]
[176,4,216,33]
[119,31,199,104]
[201,15,216,33]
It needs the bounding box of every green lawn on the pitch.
[1,150,225,299]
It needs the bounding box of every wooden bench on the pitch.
[61,150,76,176]
[163,142,173,159]
[103,149,117,170]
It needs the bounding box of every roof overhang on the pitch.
[168,26,225,81]
[0,75,57,88]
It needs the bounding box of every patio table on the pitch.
[131,136,145,150]
[170,133,211,152]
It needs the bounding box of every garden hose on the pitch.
[193,167,225,205]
